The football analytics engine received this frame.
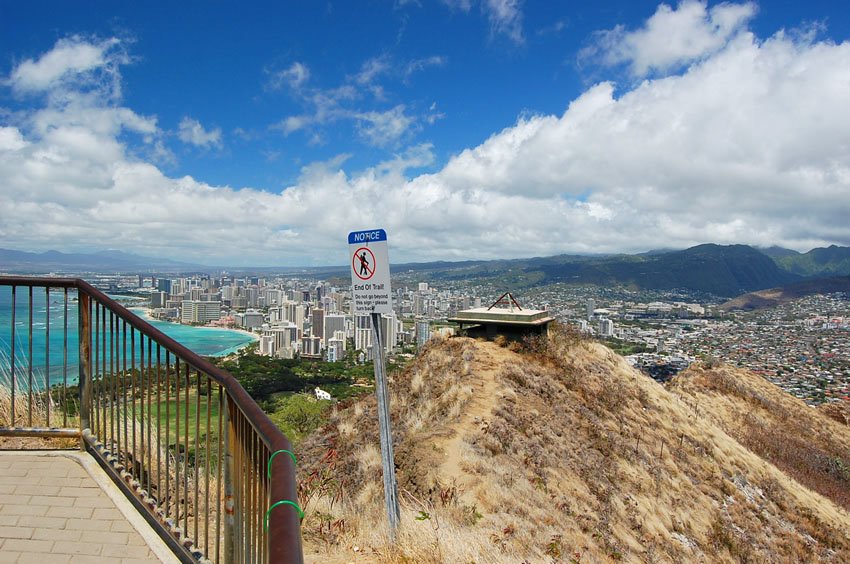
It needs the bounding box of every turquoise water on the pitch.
[0,287,256,387]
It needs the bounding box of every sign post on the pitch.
[348,229,400,537]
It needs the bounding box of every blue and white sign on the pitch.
[349,229,392,314]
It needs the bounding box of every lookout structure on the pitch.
[448,292,555,341]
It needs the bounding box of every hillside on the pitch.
[406,244,798,297]
[772,245,850,278]
[295,330,850,562]
[719,275,850,311]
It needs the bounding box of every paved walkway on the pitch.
[0,450,178,563]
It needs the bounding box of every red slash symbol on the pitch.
[353,247,376,280]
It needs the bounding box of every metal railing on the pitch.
[0,276,303,563]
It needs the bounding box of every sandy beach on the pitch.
[129,307,259,352]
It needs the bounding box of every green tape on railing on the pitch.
[268,449,297,478]
[264,500,304,531]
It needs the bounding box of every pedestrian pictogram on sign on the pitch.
[353,247,376,280]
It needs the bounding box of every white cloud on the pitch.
[178,117,223,149]
[7,36,128,103]
[442,0,472,13]
[404,56,447,79]
[356,105,416,147]
[8,36,120,93]
[3,25,850,265]
[273,115,312,135]
[484,0,524,44]
[587,0,757,77]
[269,54,441,147]
[355,56,391,86]
[0,127,29,151]
[266,61,310,90]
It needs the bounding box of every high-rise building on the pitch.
[157,279,172,294]
[380,313,399,351]
[246,287,260,308]
[586,299,596,320]
[264,323,298,359]
[416,319,430,348]
[326,338,345,362]
[263,288,282,306]
[150,291,167,309]
[354,315,372,352]
[598,318,614,337]
[238,310,265,330]
[302,336,322,358]
[323,314,346,344]
[181,301,221,324]
[259,335,275,356]
[221,285,233,301]
[312,308,324,341]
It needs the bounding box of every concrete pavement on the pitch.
[0,450,179,563]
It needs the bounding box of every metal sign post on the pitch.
[348,229,400,537]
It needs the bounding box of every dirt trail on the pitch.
[436,340,517,502]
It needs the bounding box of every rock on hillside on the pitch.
[297,329,850,562]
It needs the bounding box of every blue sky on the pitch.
[2,1,850,266]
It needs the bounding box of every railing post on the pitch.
[223,394,236,563]
[78,292,92,451]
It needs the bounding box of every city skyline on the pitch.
[2,1,850,266]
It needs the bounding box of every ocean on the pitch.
[0,286,256,387]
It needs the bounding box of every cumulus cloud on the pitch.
[178,117,223,148]
[2,23,850,265]
[8,36,124,94]
[585,0,757,77]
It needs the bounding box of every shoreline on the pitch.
[129,307,259,355]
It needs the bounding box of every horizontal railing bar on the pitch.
[0,428,81,438]
[0,276,78,289]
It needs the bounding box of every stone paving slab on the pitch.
[0,451,179,563]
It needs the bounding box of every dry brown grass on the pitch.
[296,332,850,563]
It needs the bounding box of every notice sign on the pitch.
[349,229,392,314]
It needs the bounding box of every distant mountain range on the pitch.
[0,248,203,273]
[3,244,850,298]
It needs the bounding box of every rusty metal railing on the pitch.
[0,276,303,563]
